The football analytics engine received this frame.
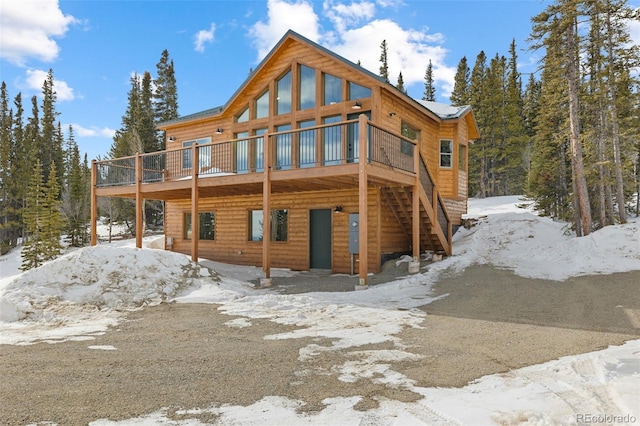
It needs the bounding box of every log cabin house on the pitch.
[90,30,479,286]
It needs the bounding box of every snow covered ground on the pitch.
[1,196,639,425]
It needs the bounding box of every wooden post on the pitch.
[90,160,98,246]
[191,144,199,262]
[357,114,368,286]
[135,153,143,249]
[262,131,272,284]
[412,143,420,261]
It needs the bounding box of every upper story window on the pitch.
[323,73,342,105]
[401,122,419,156]
[182,137,212,169]
[256,90,269,119]
[440,139,453,168]
[276,70,292,114]
[348,82,371,100]
[236,107,249,123]
[298,65,316,110]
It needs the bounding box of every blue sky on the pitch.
[1,0,638,161]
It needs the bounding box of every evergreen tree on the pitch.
[422,60,436,101]
[450,57,470,106]
[40,69,63,190]
[139,71,157,153]
[379,40,390,83]
[0,83,12,252]
[396,71,407,94]
[154,49,179,150]
[20,160,63,270]
[62,126,89,246]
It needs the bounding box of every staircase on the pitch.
[381,154,451,255]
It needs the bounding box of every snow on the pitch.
[1,195,639,425]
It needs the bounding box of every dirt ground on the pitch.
[1,264,639,425]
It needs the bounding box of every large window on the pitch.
[348,82,371,100]
[236,107,249,123]
[323,115,342,166]
[298,119,315,168]
[440,139,453,168]
[298,65,316,110]
[323,73,341,105]
[249,209,288,241]
[256,90,269,119]
[235,131,249,173]
[276,70,292,114]
[275,124,292,170]
[401,122,419,156]
[254,128,266,172]
[182,137,211,169]
[184,212,215,240]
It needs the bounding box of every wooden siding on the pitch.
[165,188,386,274]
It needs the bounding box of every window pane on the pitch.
[323,73,341,105]
[182,141,194,169]
[184,212,215,240]
[276,71,292,114]
[236,107,249,123]
[254,128,266,172]
[348,82,371,100]
[323,115,342,165]
[256,90,269,119]
[199,212,215,240]
[236,131,249,173]
[249,210,263,241]
[299,65,316,110]
[271,209,288,241]
[298,120,315,168]
[440,140,452,168]
[276,124,292,170]
[249,209,288,241]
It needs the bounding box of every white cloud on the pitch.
[0,0,77,66]
[247,0,454,99]
[249,0,320,60]
[24,69,75,101]
[194,23,216,53]
[327,19,453,96]
[68,123,116,138]
[323,0,376,33]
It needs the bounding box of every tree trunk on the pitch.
[566,14,592,236]
[606,10,627,224]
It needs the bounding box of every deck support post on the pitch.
[411,142,420,272]
[261,131,272,286]
[191,145,199,262]
[357,114,368,287]
[90,160,98,246]
[135,153,143,249]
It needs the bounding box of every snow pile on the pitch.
[449,196,640,280]
[0,245,219,323]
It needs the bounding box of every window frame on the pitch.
[276,69,292,115]
[439,139,453,168]
[298,64,316,110]
[248,209,289,242]
[182,137,212,170]
[184,211,215,240]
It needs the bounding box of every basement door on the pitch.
[310,209,332,269]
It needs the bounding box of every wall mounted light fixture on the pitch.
[352,101,362,110]
[334,205,343,213]
[168,136,176,141]
[215,128,224,134]
[389,112,396,117]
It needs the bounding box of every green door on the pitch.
[310,209,332,269]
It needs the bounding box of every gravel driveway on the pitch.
[1,265,638,425]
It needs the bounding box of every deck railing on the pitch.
[95,119,417,187]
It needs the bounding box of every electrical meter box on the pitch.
[349,213,359,254]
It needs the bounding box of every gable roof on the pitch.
[159,30,475,130]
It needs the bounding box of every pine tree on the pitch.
[450,57,470,106]
[396,71,407,94]
[379,40,390,83]
[40,70,63,190]
[422,60,436,101]
[21,159,64,269]
[0,82,12,253]
[62,126,89,246]
[154,50,179,150]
